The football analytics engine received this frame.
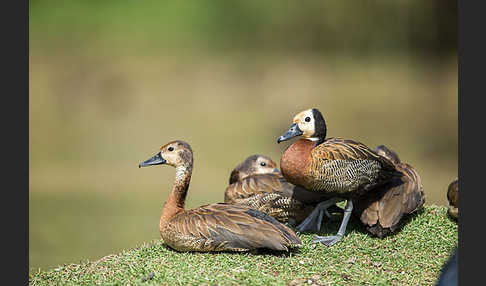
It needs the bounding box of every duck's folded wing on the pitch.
[313,138,386,161]
[311,138,400,188]
[224,174,284,203]
[170,203,302,251]
[230,192,314,223]
[378,168,425,229]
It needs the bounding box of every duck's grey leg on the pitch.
[311,200,353,247]
[296,197,344,233]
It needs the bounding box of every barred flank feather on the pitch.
[299,137,399,195]
[230,192,315,223]
[225,173,325,224]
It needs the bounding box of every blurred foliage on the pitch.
[29,0,457,272]
[30,0,456,58]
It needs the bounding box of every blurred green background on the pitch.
[29,0,457,271]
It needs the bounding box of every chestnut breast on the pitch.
[280,139,314,188]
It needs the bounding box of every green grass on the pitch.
[29,206,457,286]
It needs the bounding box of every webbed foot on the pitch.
[311,235,343,247]
[309,200,354,247]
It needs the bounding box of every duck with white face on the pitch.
[276,108,399,247]
[277,109,327,145]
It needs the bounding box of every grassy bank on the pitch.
[29,206,458,286]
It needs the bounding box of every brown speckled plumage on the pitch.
[447,178,458,220]
[225,173,325,224]
[225,172,284,203]
[353,145,426,237]
[140,141,301,252]
[224,155,331,224]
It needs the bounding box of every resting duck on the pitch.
[139,140,302,252]
[447,178,458,220]
[228,154,280,185]
[353,145,426,237]
[224,155,339,226]
[277,108,399,246]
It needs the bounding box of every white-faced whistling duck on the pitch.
[224,154,341,226]
[353,145,425,237]
[277,108,400,246]
[139,140,302,252]
[447,178,458,220]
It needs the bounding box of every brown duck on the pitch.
[139,140,302,252]
[447,178,458,220]
[353,145,426,237]
[277,108,399,246]
[224,155,339,226]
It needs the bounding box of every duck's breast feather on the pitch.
[280,139,314,187]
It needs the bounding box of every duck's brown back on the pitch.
[160,203,302,252]
[231,192,315,223]
[353,161,425,237]
[224,173,284,204]
[224,173,326,224]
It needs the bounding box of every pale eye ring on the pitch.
[305,117,311,122]
[168,146,174,151]
[260,162,266,166]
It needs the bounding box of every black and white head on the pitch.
[277,108,327,144]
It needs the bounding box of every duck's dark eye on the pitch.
[260,162,266,166]
[168,147,174,151]
[305,117,311,122]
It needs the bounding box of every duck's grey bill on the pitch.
[139,152,166,168]
[277,123,303,143]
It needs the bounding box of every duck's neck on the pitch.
[160,162,193,231]
[170,164,192,208]
[312,110,327,144]
[306,136,325,146]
